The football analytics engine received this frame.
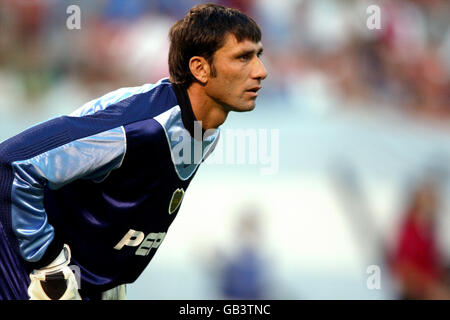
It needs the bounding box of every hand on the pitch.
[28,244,81,300]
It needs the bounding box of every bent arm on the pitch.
[0,116,126,268]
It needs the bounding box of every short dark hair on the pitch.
[168,3,261,86]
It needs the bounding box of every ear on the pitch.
[189,56,211,84]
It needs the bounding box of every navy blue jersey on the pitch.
[0,78,219,298]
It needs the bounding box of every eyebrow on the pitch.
[236,46,264,57]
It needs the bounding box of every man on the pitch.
[0,3,267,300]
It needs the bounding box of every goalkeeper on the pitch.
[0,4,267,300]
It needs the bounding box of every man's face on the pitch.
[204,33,267,112]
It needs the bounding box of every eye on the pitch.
[239,53,252,61]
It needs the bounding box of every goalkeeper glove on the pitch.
[28,244,81,300]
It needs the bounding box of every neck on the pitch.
[187,82,229,131]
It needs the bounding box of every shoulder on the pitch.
[0,79,177,163]
[69,78,176,120]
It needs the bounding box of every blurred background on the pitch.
[0,0,449,299]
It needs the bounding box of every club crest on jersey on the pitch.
[169,188,184,214]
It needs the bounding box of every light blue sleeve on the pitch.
[10,126,127,262]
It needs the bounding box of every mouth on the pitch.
[246,86,262,97]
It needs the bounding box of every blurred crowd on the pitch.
[255,0,449,120]
[0,0,448,121]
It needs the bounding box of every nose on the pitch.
[252,57,268,81]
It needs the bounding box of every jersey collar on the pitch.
[171,82,206,138]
